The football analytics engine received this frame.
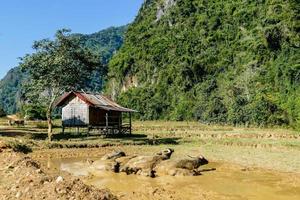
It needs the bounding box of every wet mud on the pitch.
[48,157,300,200]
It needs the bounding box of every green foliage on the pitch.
[73,26,127,92]
[20,29,103,139]
[75,26,127,65]
[0,26,127,115]
[21,29,102,96]
[108,0,300,128]
[0,67,25,114]
[0,105,6,117]
[21,103,47,120]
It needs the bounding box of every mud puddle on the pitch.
[48,158,300,200]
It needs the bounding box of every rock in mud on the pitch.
[15,191,22,198]
[56,176,64,183]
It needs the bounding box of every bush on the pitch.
[21,104,47,120]
[0,106,6,117]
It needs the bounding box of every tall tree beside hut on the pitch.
[20,29,102,141]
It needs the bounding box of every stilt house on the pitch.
[55,91,136,134]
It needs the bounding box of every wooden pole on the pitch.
[87,126,90,137]
[119,113,122,134]
[105,112,108,134]
[129,112,132,135]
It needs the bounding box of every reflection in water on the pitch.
[51,158,300,200]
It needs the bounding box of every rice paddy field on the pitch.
[1,118,300,172]
[1,117,300,199]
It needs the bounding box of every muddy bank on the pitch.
[0,151,116,200]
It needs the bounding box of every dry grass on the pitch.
[130,121,300,173]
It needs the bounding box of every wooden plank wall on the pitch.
[62,96,89,126]
[89,108,121,127]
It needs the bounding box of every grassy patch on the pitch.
[6,140,32,154]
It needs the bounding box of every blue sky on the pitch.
[0,0,143,79]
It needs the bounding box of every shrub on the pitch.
[0,106,6,117]
[21,104,47,120]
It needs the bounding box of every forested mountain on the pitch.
[75,26,126,64]
[0,26,127,114]
[0,67,25,114]
[107,0,300,127]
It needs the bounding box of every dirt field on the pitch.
[1,119,300,199]
[0,149,116,200]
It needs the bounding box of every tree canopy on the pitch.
[20,29,102,140]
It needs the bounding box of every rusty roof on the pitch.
[55,91,137,112]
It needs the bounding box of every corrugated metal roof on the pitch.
[55,91,137,112]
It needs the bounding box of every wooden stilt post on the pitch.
[119,113,122,134]
[62,125,65,134]
[105,112,108,135]
[129,112,132,135]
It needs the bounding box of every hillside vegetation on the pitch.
[0,67,25,114]
[0,26,127,114]
[108,0,300,128]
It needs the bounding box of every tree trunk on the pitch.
[47,110,53,142]
[47,96,57,142]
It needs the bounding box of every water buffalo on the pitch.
[89,149,213,178]
[89,150,126,173]
[100,150,126,160]
[154,155,209,176]
[119,148,174,177]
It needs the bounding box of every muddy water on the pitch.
[49,158,300,200]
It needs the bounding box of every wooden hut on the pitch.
[55,91,136,134]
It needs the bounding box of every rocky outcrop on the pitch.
[156,0,177,21]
